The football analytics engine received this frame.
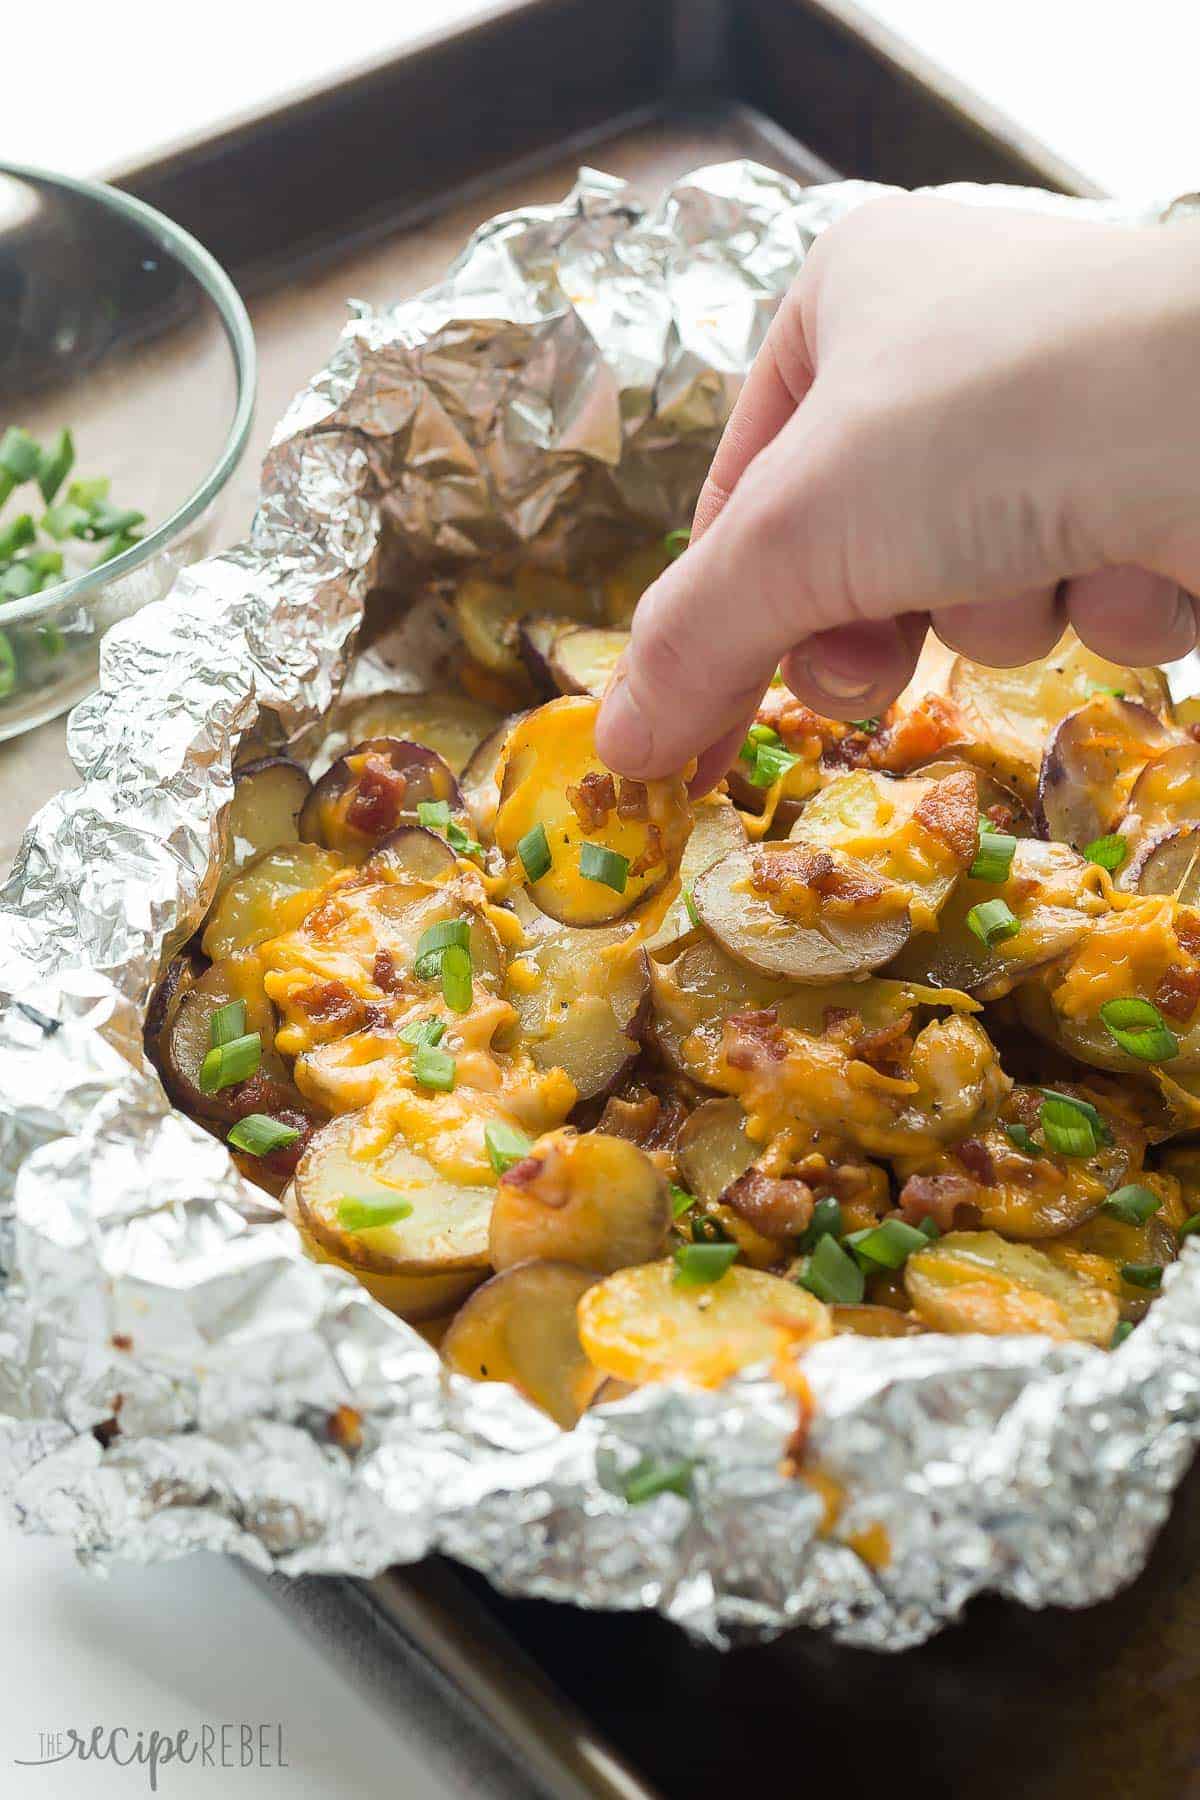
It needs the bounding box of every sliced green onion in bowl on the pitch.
[580,842,629,892]
[36,429,74,505]
[796,1232,864,1305]
[968,831,1016,883]
[1099,996,1179,1063]
[673,1241,738,1287]
[517,822,552,883]
[0,514,36,561]
[485,1121,534,1176]
[337,1195,414,1233]
[1083,833,1127,872]
[198,1031,261,1093]
[1102,1184,1162,1225]
[966,897,1020,948]
[227,1114,301,1156]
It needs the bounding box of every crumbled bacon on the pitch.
[501,1153,544,1190]
[1156,962,1200,1023]
[567,771,616,831]
[628,823,664,878]
[897,1172,982,1231]
[985,801,1019,833]
[868,694,961,774]
[296,980,367,1031]
[751,843,885,907]
[956,1138,997,1185]
[1175,912,1200,959]
[724,1007,787,1070]
[598,1089,688,1154]
[616,778,649,822]
[373,949,400,993]
[913,769,978,862]
[850,1011,914,1074]
[346,753,407,836]
[226,1075,315,1179]
[822,1005,857,1036]
[363,1004,391,1031]
[724,1168,815,1239]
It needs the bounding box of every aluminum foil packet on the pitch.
[1,163,1197,1651]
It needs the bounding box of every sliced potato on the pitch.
[643,796,747,959]
[506,891,646,1101]
[904,1229,1118,1344]
[911,757,1031,833]
[675,1098,755,1206]
[693,841,911,983]
[144,947,204,1067]
[577,1259,831,1387]
[285,1188,482,1321]
[832,1305,925,1337]
[363,825,458,882]
[1120,741,1200,855]
[455,568,594,683]
[301,738,462,860]
[1034,695,1174,848]
[460,716,518,841]
[948,632,1170,798]
[517,613,566,693]
[495,696,691,926]
[548,626,629,697]
[601,540,673,628]
[331,689,504,776]
[489,1128,669,1274]
[1122,823,1200,902]
[441,1261,603,1427]
[162,956,286,1123]
[201,842,344,961]
[223,758,312,886]
[1042,1205,1178,1321]
[291,1110,494,1278]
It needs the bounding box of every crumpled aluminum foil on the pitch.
[1,162,1197,1652]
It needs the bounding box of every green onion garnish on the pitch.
[198,1032,262,1093]
[414,917,471,979]
[797,1232,865,1305]
[1102,1184,1162,1226]
[673,1242,738,1287]
[1088,683,1125,698]
[41,500,91,541]
[663,528,690,561]
[850,717,881,735]
[398,1016,446,1048]
[917,1215,940,1240]
[418,800,451,830]
[580,842,629,892]
[1035,1088,1112,1143]
[227,1114,301,1156]
[413,1042,456,1092]
[82,501,144,541]
[337,1195,414,1233]
[0,514,36,561]
[36,429,74,505]
[845,1218,930,1271]
[746,741,800,788]
[1084,834,1127,873]
[968,830,1016,883]
[1099,996,1179,1063]
[742,723,780,751]
[1039,1092,1101,1158]
[1181,1214,1200,1240]
[621,1456,694,1504]
[68,476,109,511]
[0,428,42,486]
[966,898,1020,948]
[1,564,39,600]
[485,1121,533,1176]
[690,1211,732,1244]
[440,941,473,1013]
[1003,1122,1042,1157]
[797,1195,842,1252]
[670,1183,696,1219]
[517,822,552,883]
[1120,1262,1163,1290]
[447,819,483,859]
[209,999,247,1048]
[1111,1320,1134,1348]
[683,887,700,929]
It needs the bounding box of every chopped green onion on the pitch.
[416,918,471,962]
[0,632,15,700]
[1088,683,1125,699]
[580,842,629,892]
[621,1456,694,1504]
[1003,1122,1042,1157]
[36,622,65,656]
[439,942,473,1013]
[485,1121,533,1176]
[198,1032,262,1093]
[1099,996,1179,1063]
[447,818,483,859]
[797,1195,842,1252]
[0,514,36,561]
[690,1211,732,1244]
[337,1194,414,1232]
[517,822,552,883]
[67,476,109,510]
[1035,1087,1112,1142]
[417,799,451,830]
[398,1015,446,1048]
[744,723,781,749]
[978,813,996,834]
[1102,1184,1162,1226]
[92,529,142,568]
[682,887,700,929]
[663,529,690,561]
[0,564,39,600]
[1084,834,1127,873]
[36,429,74,505]
[845,1218,930,1271]
[850,717,881,735]
[1039,1093,1101,1158]
[966,897,1020,948]
[1111,1320,1134,1348]
[797,1232,865,1304]
[1120,1262,1163,1290]
[0,427,43,486]
[413,1042,456,1091]
[670,1183,696,1219]
[673,1242,738,1287]
[917,1215,940,1240]
[1181,1214,1200,1240]
[746,741,800,788]
[968,830,1016,883]
[227,1114,301,1156]
[23,549,63,579]
[209,999,247,1048]
[41,500,91,541]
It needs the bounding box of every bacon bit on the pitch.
[751,842,885,907]
[327,1404,364,1453]
[628,822,664,878]
[501,1153,545,1190]
[822,1005,857,1037]
[616,778,649,822]
[869,693,961,773]
[346,753,407,836]
[566,770,616,831]
[724,1007,787,1070]
[1175,912,1200,960]
[303,896,346,941]
[985,801,1019,833]
[850,1011,914,1074]
[913,769,978,862]
[957,1137,998,1185]
[373,949,400,993]
[724,1168,815,1239]
[363,1004,391,1031]
[898,1172,982,1232]
[297,981,367,1031]
[111,1333,133,1352]
[227,1076,315,1178]
[1156,962,1200,1023]
[598,1090,688,1154]
[755,688,838,757]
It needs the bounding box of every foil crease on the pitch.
[0,163,1196,1650]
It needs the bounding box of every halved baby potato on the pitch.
[301,739,462,860]
[1122,824,1200,902]
[441,1260,603,1428]
[577,1259,831,1387]
[693,841,911,983]
[505,891,646,1101]
[285,1183,482,1322]
[363,825,458,883]
[1034,694,1175,848]
[495,696,691,926]
[201,841,344,962]
[1042,1204,1179,1322]
[488,1128,670,1274]
[904,1229,1118,1344]
[223,757,313,887]
[460,716,519,841]
[643,795,747,960]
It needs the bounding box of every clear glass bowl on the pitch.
[0,162,256,740]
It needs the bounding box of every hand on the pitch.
[596,194,1200,789]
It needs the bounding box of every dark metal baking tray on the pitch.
[119,4,1196,1794]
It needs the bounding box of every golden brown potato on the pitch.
[904,1230,1118,1344]
[441,1261,603,1427]
[489,1129,670,1275]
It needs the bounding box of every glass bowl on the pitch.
[0,162,256,740]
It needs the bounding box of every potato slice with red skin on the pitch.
[441,1261,603,1427]
[495,696,691,926]
[202,842,344,961]
[489,1128,670,1275]
[1122,824,1200,902]
[904,1230,1118,1344]
[577,1259,831,1387]
[162,956,288,1124]
[1119,740,1200,860]
[283,1186,482,1322]
[326,689,504,777]
[460,716,520,841]
[517,613,566,693]
[1042,1202,1179,1322]
[144,945,204,1067]
[506,891,646,1102]
[548,626,629,698]
[224,758,313,885]
[911,757,1031,834]
[455,569,595,684]
[675,1098,755,1207]
[644,795,747,960]
[693,841,911,983]
[1034,695,1175,848]
[301,739,462,860]
[363,825,458,883]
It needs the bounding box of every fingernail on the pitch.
[802,659,875,704]
[597,672,653,771]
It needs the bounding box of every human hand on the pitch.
[596,194,1200,789]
